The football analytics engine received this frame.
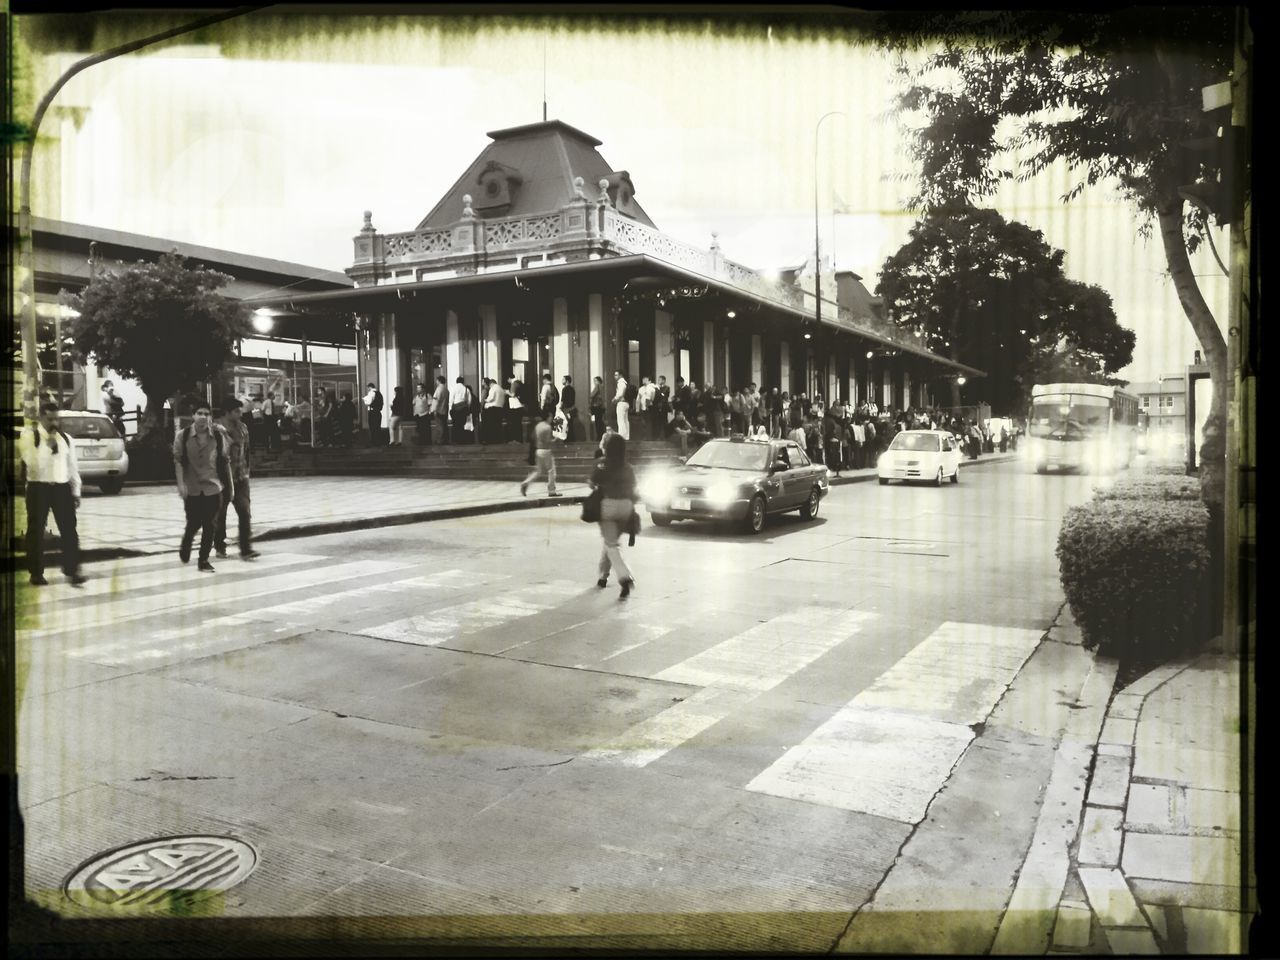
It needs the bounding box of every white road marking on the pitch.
[41,558,412,644]
[584,606,877,768]
[361,580,582,647]
[745,620,1043,823]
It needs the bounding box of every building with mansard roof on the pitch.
[245,119,981,427]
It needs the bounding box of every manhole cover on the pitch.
[64,835,258,911]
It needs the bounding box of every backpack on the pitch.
[625,380,638,405]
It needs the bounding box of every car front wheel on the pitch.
[744,495,767,535]
[951,466,959,484]
[651,512,672,527]
[99,479,124,495]
[800,487,820,520]
[878,477,889,485]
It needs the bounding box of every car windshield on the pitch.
[1030,395,1109,440]
[889,433,940,452]
[685,441,770,471]
[59,416,119,439]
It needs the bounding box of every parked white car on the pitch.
[58,411,129,494]
[877,429,961,486]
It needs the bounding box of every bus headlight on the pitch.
[706,481,738,506]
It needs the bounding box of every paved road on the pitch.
[17,458,1101,950]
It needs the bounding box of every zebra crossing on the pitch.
[22,550,1047,826]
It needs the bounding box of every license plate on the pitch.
[80,446,105,459]
[671,497,691,511]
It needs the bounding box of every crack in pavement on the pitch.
[495,757,575,772]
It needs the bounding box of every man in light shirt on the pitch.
[18,400,87,586]
[448,377,471,445]
[174,401,231,573]
[520,409,561,498]
[636,376,656,440]
[432,376,449,444]
[612,369,631,440]
[484,377,507,445]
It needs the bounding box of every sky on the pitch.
[21,12,1230,385]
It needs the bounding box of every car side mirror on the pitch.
[771,460,789,473]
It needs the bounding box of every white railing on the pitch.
[484,214,562,249]
[608,217,713,273]
[383,228,452,261]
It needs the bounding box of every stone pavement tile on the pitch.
[1182,906,1246,954]
[1078,806,1123,867]
[1142,902,1169,941]
[1119,662,1190,699]
[1102,927,1161,954]
[1097,742,1132,758]
[1100,716,1136,746]
[1126,783,1174,831]
[1078,867,1145,928]
[1132,742,1239,791]
[1181,788,1241,834]
[1051,902,1092,949]
[1122,833,1239,886]
[1064,657,1117,746]
[1128,877,1242,912]
[1109,693,1145,720]
[1088,753,1132,809]
[1047,622,1083,646]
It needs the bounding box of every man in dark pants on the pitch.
[215,400,260,561]
[174,401,230,573]
[363,382,384,445]
[18,400,87,586]
[561,375,579,442]
[448,376,470,444]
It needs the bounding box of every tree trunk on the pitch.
[135,390,170,446]
[1156,201,1227,511]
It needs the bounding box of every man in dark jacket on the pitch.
[363,382,384,445]
[561,375,580,442]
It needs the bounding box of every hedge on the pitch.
[1140,462,1193,476]
[1057,498,1211,659]
[1092,475,1202,503]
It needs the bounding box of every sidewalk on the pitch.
[12,453,1020,564]
[1047,652,1248,955]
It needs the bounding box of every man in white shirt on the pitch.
[432,376,449,443]
[18,400,87,586]
[448,377,471,445]
[612,370,630,440]
[483,377,507,445]
[636,376,656,439]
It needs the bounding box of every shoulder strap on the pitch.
[179,425,192,468]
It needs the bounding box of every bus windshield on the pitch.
[1029,395,1109,441]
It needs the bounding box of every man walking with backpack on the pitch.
[174,400,231,573]
[215,399,260,562]
[18,400,87,586]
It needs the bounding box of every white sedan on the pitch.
[877,429,961,486]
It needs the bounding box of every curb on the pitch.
[15,493,587,568]
[1049,654,1202,954]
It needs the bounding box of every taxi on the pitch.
[877,429,960,486]
[638,435,829,534]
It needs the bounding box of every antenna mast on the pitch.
[542,36,548,121]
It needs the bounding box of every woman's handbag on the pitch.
[626,507,641,546]
[527,438,537,466]
[581,487,603,523]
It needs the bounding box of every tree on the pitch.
[873,9,1237,514]
[877,204,1134,413]
[69,252,249,442]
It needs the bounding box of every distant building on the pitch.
[21,217,353,427]
[1129,373,1188,459]
[245,119,979,420]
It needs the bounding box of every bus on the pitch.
[1027,382,1139,474]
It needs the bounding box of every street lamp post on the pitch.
[814,110,845,398]
[16,6,262,418]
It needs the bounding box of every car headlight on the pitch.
[706,481,738,506]
[877,453,887,470]
[639,473,670,502]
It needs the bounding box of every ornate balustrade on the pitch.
[354,199,925,356]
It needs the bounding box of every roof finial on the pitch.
[598,179,611,205]
[572,177,586,200]
[462,194,475,218]
[362,210,374,232]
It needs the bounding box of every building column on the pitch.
[779,341,790,394]
[377,314,403,393]
[445,310,460,384]
[751,334,762,387]
[552,297,570,383]
[702,320,716,388]
[588,293,605,385]
[882,367,892,409]
[654,309,676,386]
[848,348,858,404]
[479,304,499,384]
[903,370,912,409]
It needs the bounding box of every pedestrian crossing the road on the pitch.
[25,549,1050,832]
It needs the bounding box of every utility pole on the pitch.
[16,6,263,418]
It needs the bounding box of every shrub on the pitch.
[1057,498,1211,660]
[1093,475,1202,503]
[1140,462,1193,476]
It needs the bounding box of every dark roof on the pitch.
[415,120,656,230]
[30,217,352,290]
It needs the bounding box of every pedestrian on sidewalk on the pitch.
[589,376,606,440]
[561,375,581,442]
[363,382,384,445]
[174,400,231,573]
[448,377,470,445]
[214,399,260,561]
[432,376,449,444]
[520,410,561,498]
[263,391,281,451]
[539,373,560,423]
[388,386,409,446]
[18,400,87,587]
[612,370,631,440]
[589,432,639,600]
[484,377,507,445]
[413,383,431,445]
